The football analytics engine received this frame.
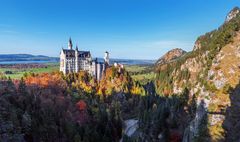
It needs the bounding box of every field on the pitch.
[0,63,59,79]
[125,64,155,84]
[0,63,155,83]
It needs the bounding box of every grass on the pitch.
[125,64,155,84]
[0,63,156,82]
[0,63,59,79]
[125,65,149,73]
[131,72,155,82]
[213,32,240,88]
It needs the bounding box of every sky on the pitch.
[0,0,240,59]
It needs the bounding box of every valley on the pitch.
[0,63,59,79]
[1,5,240,142]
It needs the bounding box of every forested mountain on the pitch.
[0,63,195,142]
[154,7,240,141]
[0,54,58,61]
[155,48,186,66]
[1,6,240,142]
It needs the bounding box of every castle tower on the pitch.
[75,45,79,72]
[68,38,73,50]
[60,48,67,74]
[104,51,110,65]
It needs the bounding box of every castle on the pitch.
[60,38,109,80]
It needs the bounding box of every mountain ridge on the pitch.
[0,54,58,62]
[155,48,187,66]
[154,7,240,141]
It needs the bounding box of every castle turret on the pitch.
[104,51,110,65]
[75,45,79,72]
[60,48,67,74]
[68,38,73,50]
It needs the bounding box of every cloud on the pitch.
[0,24,20,35]
[107,39,194,52]
[36,31,48,34]
[1,30,19,34]
[82,39,194,59]
[0,33,194,60]
[147,40,193,51]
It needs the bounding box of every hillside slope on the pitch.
[155,7,240,141]
[155,48,186,66]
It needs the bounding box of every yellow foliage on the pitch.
[97,67,145,96]
[208,121,225,142]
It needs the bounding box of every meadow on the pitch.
[0,63,59,79]
[125,64,155,84]
[0,63,155,83]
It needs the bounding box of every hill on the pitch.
[154,7,240,141]
[155,48,186,66]
[0,54,58,62]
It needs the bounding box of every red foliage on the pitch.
[12,79,20,87]
[169,130,182,142]
[76,100,87,111]
[75,100,89,125]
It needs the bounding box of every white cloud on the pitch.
[0,34,194,60]
[0,30,19,34]
[82,39,194,59]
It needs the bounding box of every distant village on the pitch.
[60,38,124,80]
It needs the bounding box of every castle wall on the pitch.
[60,51,67,74]
[60,41,108,80]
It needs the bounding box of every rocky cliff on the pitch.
[225,7,240,23]
[223,82,240,142]
[155,48,186,66]
[155,7,240,141]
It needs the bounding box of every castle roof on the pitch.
[62,49,91,58]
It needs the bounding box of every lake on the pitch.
[0,60,58,64]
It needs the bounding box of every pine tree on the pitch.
[18,77,27,95]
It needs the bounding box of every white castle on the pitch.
[60,38,109,80]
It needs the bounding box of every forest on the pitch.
[0,65,196,142]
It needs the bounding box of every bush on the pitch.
[4,70,13,74]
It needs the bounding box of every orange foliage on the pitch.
[25,72,67,89]
[163,89,171,96]
[97,67,145,96]
[97,67,125,95]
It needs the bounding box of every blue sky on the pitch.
[0,0,239,59]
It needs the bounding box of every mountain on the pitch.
[0,54,58,62]
[155,7,240,141]
[225,7,240,23]
[155,48,186,66]
[0,54,155,65]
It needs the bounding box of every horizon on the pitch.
[0,53,157,60]
[0,0,240,59]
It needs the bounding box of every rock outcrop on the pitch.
[223,83,240,142]
[183,100,207,142]
[155,7,240,141]
[225,7,240,23]
[155,48,186,66]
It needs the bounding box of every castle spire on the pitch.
[68,37,73,50]
[75,45,78,51]
[104,51,110,65]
